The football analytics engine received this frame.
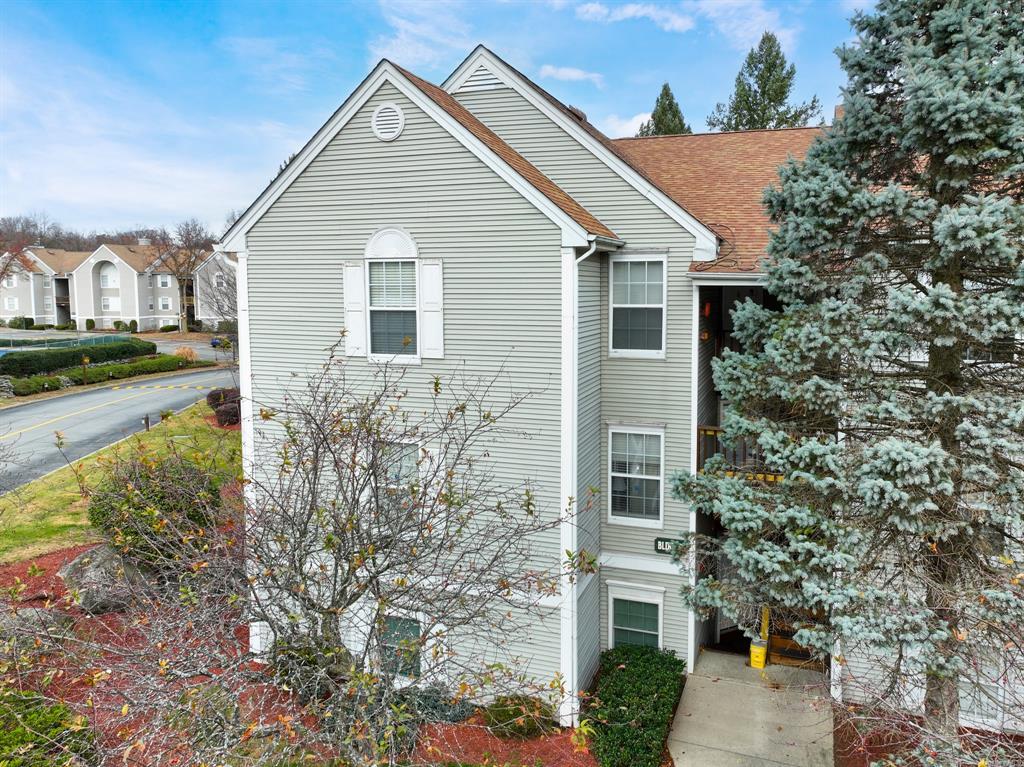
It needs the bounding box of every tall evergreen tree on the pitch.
[636,83,692,136]
[706,31,820,131]
[675,0,1023,760]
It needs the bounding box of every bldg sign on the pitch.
[654,537,685,556]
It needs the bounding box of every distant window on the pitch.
[101,296,121,311]
[158,275,171,289]
[382,616,421,678]
[43,276,52,288]
[4,296,17,311]
[2,275,16,289]
[43,297,52,311]
[147,275,153,287]
[214,272,226,290]
[383,442,420,489]
[148,298,154,311]
[368,260,417,356]
[159,296,171,311]
[99,262,118,289]
[609,429,663,525]
[610,256,665,356]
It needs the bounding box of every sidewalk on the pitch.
[669,650,834,767]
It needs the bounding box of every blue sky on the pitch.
[0,0,869,234]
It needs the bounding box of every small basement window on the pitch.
[382,616,421,678]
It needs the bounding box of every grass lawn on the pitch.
[0,403,242,564]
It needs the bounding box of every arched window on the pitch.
[99,262,119,289]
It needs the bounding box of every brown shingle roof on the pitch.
[27,248,92,275]
[614,128,822,272]
[102,244,168,273]
[393,64,619,242]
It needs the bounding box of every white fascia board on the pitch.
[222,61,590,252]
[442,49,719,258]
[23,251,56,275]
[687,271,767,286]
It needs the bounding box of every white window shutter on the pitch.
[420,259,444,359]
[343,261,367,357]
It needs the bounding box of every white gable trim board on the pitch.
[442,47,719,260]
[220,61,596,253]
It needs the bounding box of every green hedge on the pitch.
[0,689,98,766]
[0,339,157,377]
[10,355,215,395]
[587,646,686,767]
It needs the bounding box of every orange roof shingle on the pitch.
[614,128,822,272]
[27,248,92,275]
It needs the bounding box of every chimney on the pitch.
[833,104,845,123]
[137,237,151,246]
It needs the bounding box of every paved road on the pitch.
[0,368,236,489]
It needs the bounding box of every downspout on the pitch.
[576,237,598,265]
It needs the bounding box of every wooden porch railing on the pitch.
[696,426,783,483]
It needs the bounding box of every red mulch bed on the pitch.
[416,718,597,767]
[204,413,241,431]
[0,543,97,603]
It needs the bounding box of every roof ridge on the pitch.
[614,125,826,141]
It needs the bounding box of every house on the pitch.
[1,248,93,327]
[1,240,235,331]
[193,251,238,329]
[220,45,825,722]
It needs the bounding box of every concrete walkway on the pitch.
[669,651,834,766]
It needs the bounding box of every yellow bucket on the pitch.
[750,638,768,669]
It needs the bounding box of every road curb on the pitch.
[0,366,237,413]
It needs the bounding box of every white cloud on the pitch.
[688,0,799,53]
[218,37,334,95]
[598,112,650,138]
[370,0,475,70]
[539,64,604,88]
[576,2,694,33]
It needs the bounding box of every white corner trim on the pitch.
[687,280,699,673]
[600,552,681,576]
[441,48,718,257]
[558,245,579,726]
[221,61,590,252]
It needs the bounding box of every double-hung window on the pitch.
[43,276,51,288]
[383,441,420,489]
[101,296,121,311]
[4,296,17,311]
[158,274,171,289]
[368,260,417,356]
[608,583,663,649]
[159,296,171,311]
[382,615,421,678]
[610,255,665,357]
[609,428,663,527]
[2,275,16,288]
[214,272,226,290]
[44,297,52,311]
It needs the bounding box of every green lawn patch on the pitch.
[0,403,241,564]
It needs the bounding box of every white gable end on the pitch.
[452,63,507,94]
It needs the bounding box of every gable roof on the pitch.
[221,60,618,252]
[26,248,92,275]
[393,64,617,241]
[443,46,719,258]
[101,243,166,273]
[614,128,822,273]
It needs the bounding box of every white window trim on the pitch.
[214,272,226,290]
[607,425,665,530]
[606,580,665,650]
[42,276,51,288]
[158,274,171,289]
[4,296,17,311]
[609,252,667,360]
[3,275,16,288]
[365,257,421,366]
[43,297,53,310]
[159,296,172,311]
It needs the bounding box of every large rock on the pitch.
[0,606,75,647]
[58,544,150,614]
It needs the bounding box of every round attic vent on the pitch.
[371,103,405,141]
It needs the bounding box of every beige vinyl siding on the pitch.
[456,89,696,558]
[577,256,602,555]
[245,83,567,681]
[577,575,601,689]
[599,567,688,659]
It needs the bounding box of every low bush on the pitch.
[270,634,353,704]
[9,355,214,395]
[0,338,157,377]
[206,387,241,409]
[113,320,127,331]
[160,324,178,332]
[87,453,222,566]
[85,318,95,330]
[215,401,241,426]
[481,695,557,739]
[129,319,138,333]
[216,319,238,333]
[55,322,76,331]
[7,316,31,329]
[586,646,686,767]
[39,324,55,330]
[0,689,98,766]
[174,345,197,363]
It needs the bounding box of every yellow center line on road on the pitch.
[0,387,169,442]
